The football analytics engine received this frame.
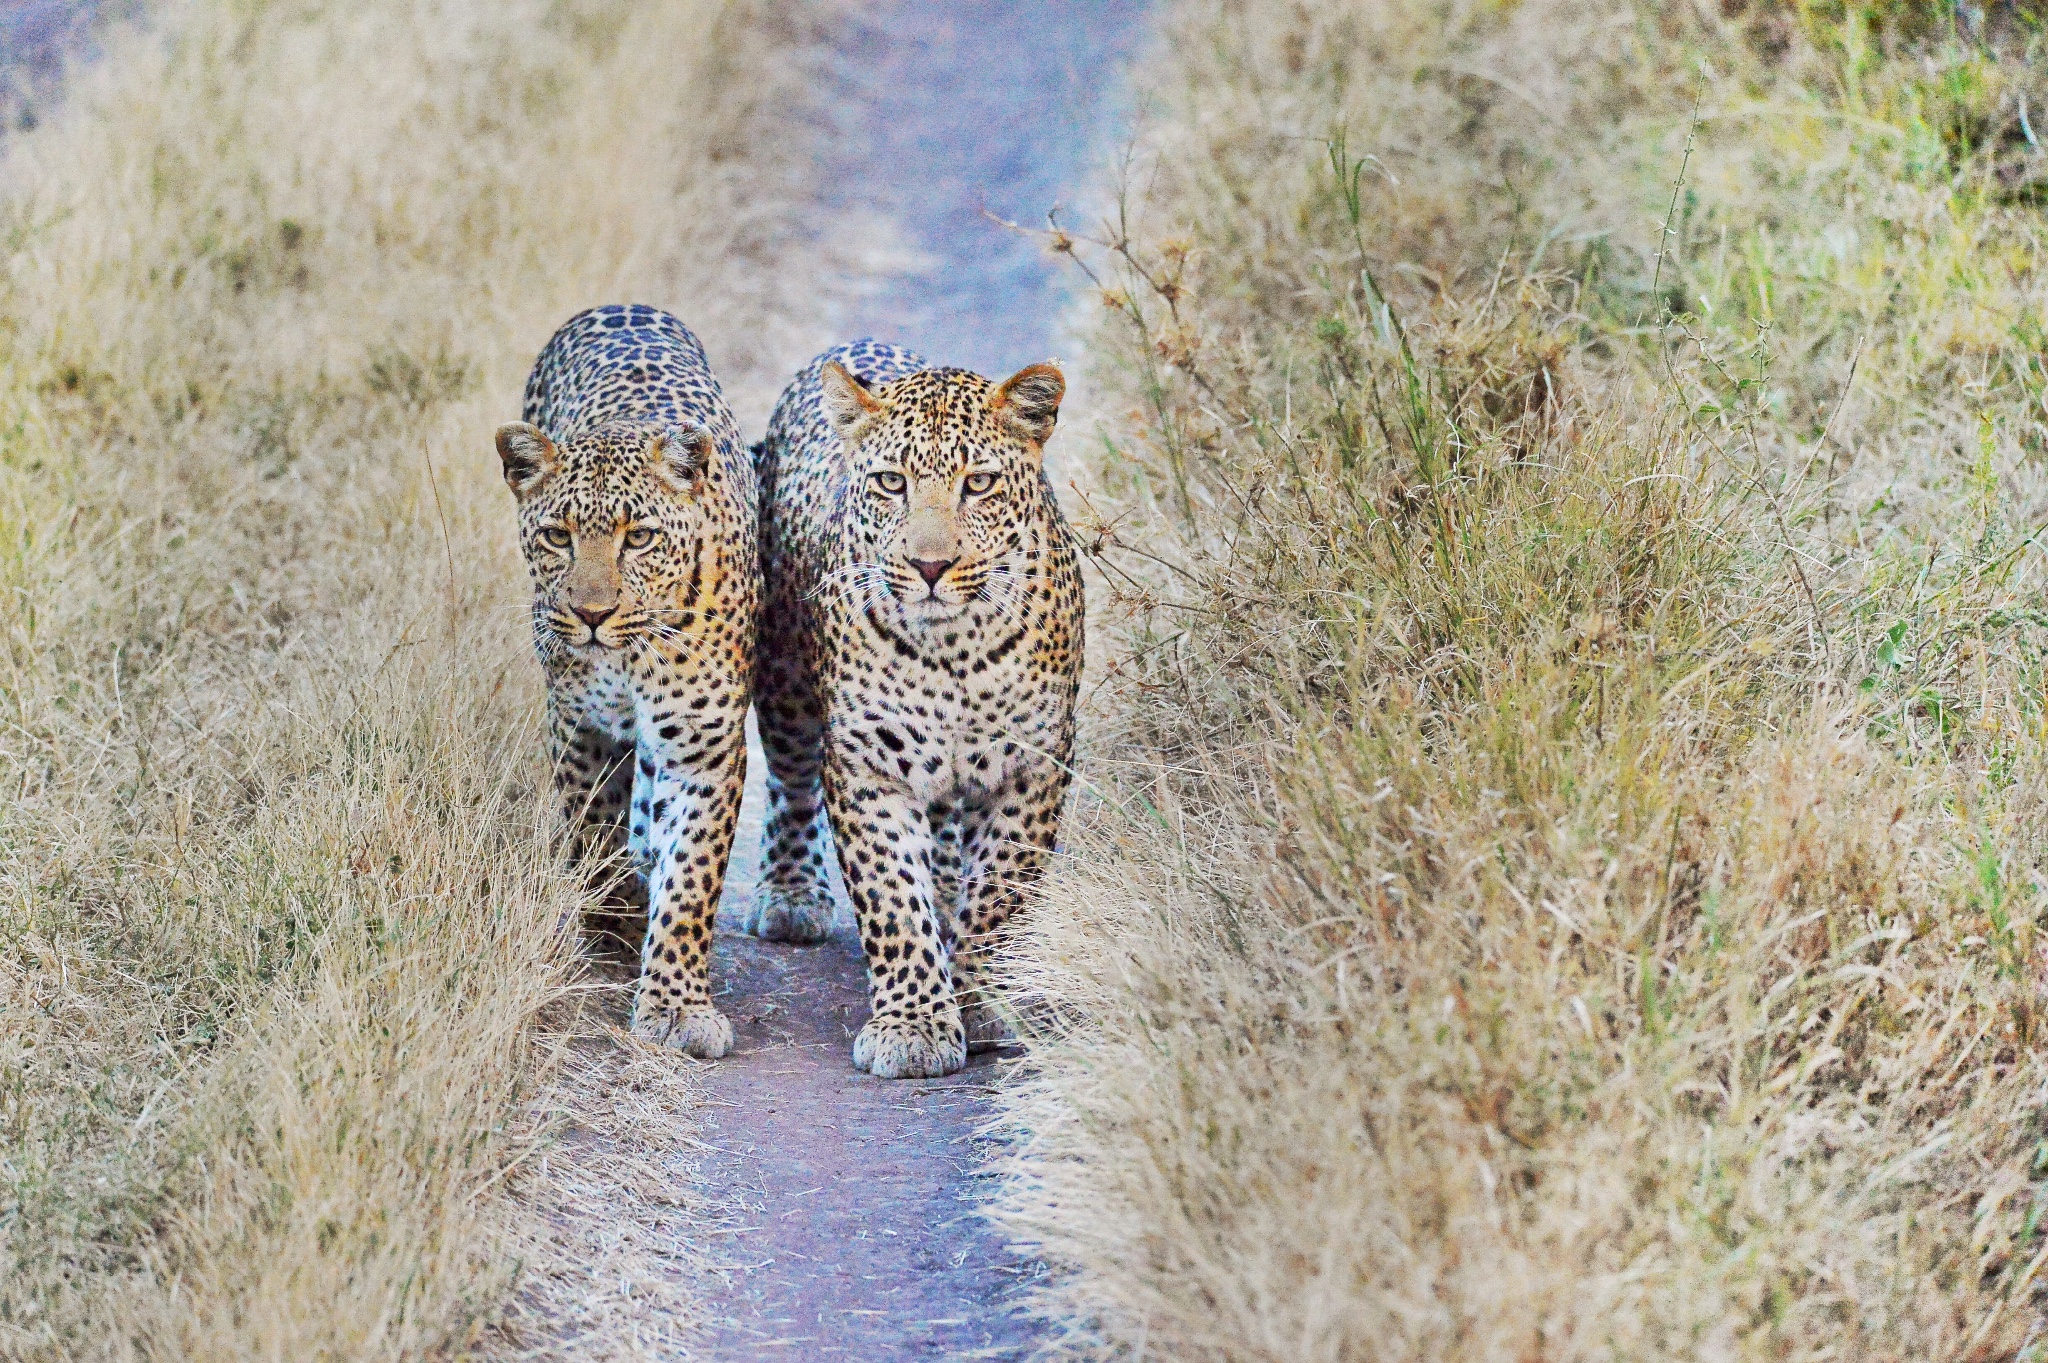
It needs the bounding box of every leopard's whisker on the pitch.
[812,559,895,613]
[974,561,1026,618]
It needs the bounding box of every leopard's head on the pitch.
[495,419,716,654]
[819,360,1064,626]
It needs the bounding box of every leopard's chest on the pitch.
[552,651,638,743]
[829,610,1068,801]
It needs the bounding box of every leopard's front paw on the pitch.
[738,881,836,944]
[852,1010,966,1079]
[632,1001,735,1059]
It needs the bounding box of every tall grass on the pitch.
[1001,2,2048,1358]
[0,1,822,1357]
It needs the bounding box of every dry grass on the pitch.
[0,1,825,1358]
[998,2,2048,1359]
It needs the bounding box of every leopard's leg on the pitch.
[630,728,746,1059]
[825,761,964,1079]
[549,706,646,946]
[952,760,1071,1053]
[929,794,964,931]
[550,706,634,865]
[745,633,836,942]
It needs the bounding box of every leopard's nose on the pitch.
[908,557,956,588]
[572,602,616,627]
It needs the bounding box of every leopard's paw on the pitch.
[852,1010,966,1079]
[960,996,1014,1054]
[633,1002,734,1059]
[738,882,836,944]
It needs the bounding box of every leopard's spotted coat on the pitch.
[752,339,1083,1079]
[498,303,757,1058]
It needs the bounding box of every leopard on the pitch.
[752,338,1084,1080]
[496,303,758,1059]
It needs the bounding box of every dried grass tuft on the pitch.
[998,2,2048,1358]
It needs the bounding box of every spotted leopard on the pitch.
[497,303,758,1059]
[752,339,1084,1079]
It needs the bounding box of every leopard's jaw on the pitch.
[899,594,969,627]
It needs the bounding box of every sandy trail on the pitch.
[817,0,1151,377]
[687,5,1149,1357]
[695,797,1036,1357]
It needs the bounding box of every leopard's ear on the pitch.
[495,422,558,498]
[819,360,885,443]
[649,423,715,493]
[992,362,1064,453]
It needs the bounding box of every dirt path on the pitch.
[693,5,1149,1357]
[696,896,1034,1355]
[818,0,1152,377]
[0,0,105,115]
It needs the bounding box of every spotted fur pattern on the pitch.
[753,340,1083,1079]
[500,304,758,1058]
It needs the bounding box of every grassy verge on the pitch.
[1003,2,2048,1358]
[0,2,821,1357]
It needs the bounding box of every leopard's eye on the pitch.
[872,470,908,495]
[540,526,572,549]
[623,527,658,550]
[963,471,998,496]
